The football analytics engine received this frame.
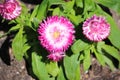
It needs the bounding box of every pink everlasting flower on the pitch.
[38,16,75,61]
[47,52,65,61]
[82,15,110,41]
[0,0,21,20]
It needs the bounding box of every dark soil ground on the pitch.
[0,1,120,80]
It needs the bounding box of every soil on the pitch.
[0,1,120,80]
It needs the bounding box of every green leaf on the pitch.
[74,64,81,80]
[102,55,116,71]
[84,0,96,11]
[93,46,105,66]
[8,24,21,32]
[97,41,105,54]
[97,41,120,69]
[12,27,24,60]
[22,43,31,53]
[62,0,75,13]
[106,14,120,49]
[36,0,48,22]
[95,0,120,14]
[71,39,90,54]
[52,7,61,16]
[48,0,64,6]
[79,53,84,61]
[46,62,60,77]
[64,53,80,80]
[31,18,40,30]
[102,44,120,62]
[68,14,83,25]
[30,5,39,21]
[83,49,91,71]
[57,67,66,80]
[32,52,50,80]
[75,0,83,8]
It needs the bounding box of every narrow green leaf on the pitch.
[106,15,120,49]
[8,24,21,33]
[74,65,81,80]
[12,27,24,60]
[36,0,48,21]
[102,44,120,62]
[83,49,91,71]
[32,18,40,29]
[79,53,84,61]
[30,5,39,21]
[32,52,50,80]
[97,41,120,69]
[62,0,75,13]
[22,43,31,53]
[46,62,60,77]
[102,55,116,71]
[95,0,120,14]
[57,67,66,80]
[93,46,105,66]
[52,7,61,16]
[64,53,80,80]
[68,14,83,25]
[84,0,96,11]
[97,41,105,54]
[48,0,64,6]
[75,0,83,8]
[95,5,120,49]
[71,39,90,54]
[8,20,16,24]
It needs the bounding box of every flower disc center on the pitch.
[53,31,60,39]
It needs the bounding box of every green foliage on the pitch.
[71,39,90,54]
[46,62,60,77]
[1,0,120,80]
[95,0,120,14]
[102,55,116,70]
[32,52,50,80]
[93,45,106,66]
[52,7,61,16]
[102,44,120,62]
[75,0,83,8]
[106,15,120,49]
[62,0,75,13]
[12,26,30,60]
[68,14,82,25]
[97,41,120,70]
[64,53,80,80]
[57,67,66,80]
[8,24,21,32]
[35,0,48,22]
[83,49,91,71]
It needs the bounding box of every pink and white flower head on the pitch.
[82,15,110,42]
[47,52,65,61]
[38,16,75,61]
[0,0,21,20]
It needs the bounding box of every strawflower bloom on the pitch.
[47,52,65,61]
[38,16,75,61]
[82,15,110,41]
[0,0,21,20]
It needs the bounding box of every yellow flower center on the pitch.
[53,31,60,39]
